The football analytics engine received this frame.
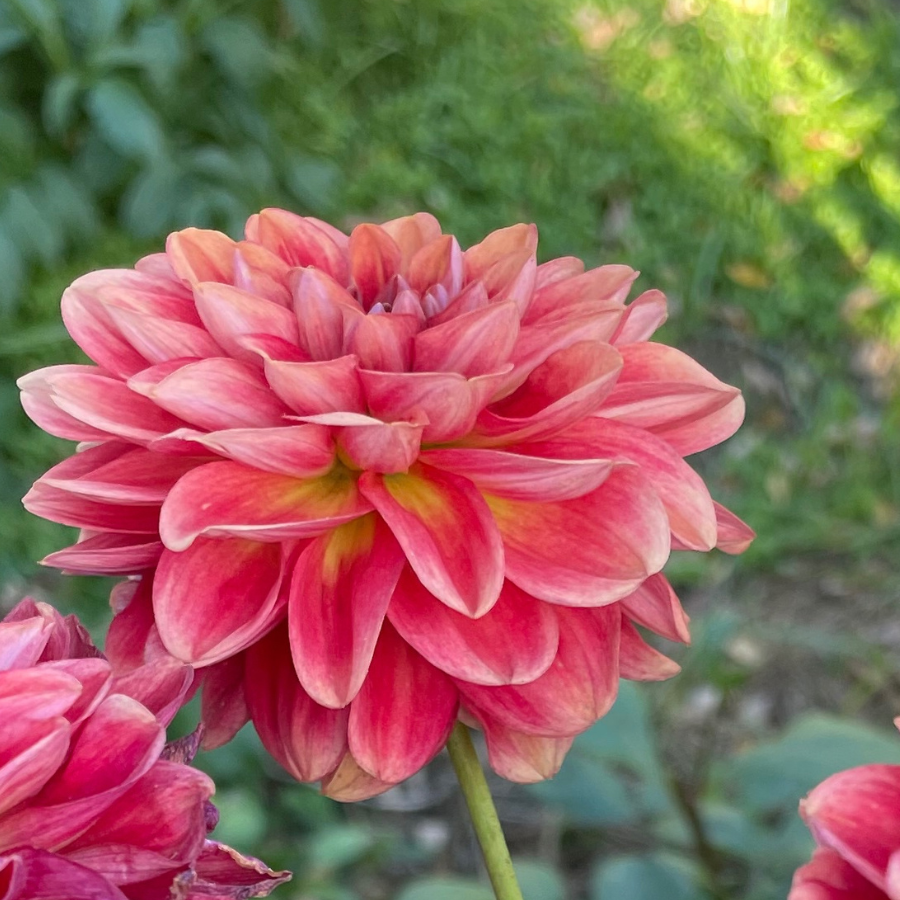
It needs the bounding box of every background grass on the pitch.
[1,0,899,897]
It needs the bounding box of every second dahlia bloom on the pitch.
[790,759,900,899]
[20,210,753,796]
[0,598,289,898]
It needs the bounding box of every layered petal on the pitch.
[244,627,348,783]
[359,465,504,617]
[714,501,756,554]
[0,848,129,900]
[360,367,510,443]
[388,570,558,685]
[159,462,371,550]
[801,765,900,893]
[521,417,717,550]
[348,623,457,783]
[458,605,620,736]
[287,515,405,708]
[419,446,614,502]
[472,341,623,446]
[599,342,745,456]
[153,538,284,666]
[487,465,670,606]
[618,617,681,681]
[620,574,690,644]
[474,716,574,783]
[790,847,890,900]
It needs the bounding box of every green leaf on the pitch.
[119,158,182,238]
[286,155,340,212]
[6,0,70,69]
[42,72,81,138]
[717,713,900,814]
[96,15,187,92]
[59,0,129,49]
[0,9,27,57]
[530,683,674,825]
[396,878,493,900]
[2,185,64,266]
[513,859,565,900]
[0,231,25,313]
[589,854,709,900]
[282,0,326,44]
[307,825,375,871]
[86,78,164,160]
[34,164,98,237]
[201,16,272,91]
[207,788,266,848]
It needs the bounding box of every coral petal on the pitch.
[465,224,538,280]
[714,501,756,554]
[600,342,745,456]
[790,847,888,900]
[473,342,623,445]
[199,654,249,750]
[153,538,284,665]
[618,616,681,681]
[381,212,442,268]
[342,308,418,371]
[320,753,395,802]
[389,570,558,685]
[260,354,365,415]
[349,224,402,307]
[525,264,636,324]
[159,462,371,550]
[459,605,620,736]
[23,483,160,534]
[413,301,520,377]
[420,447,614,502]
[620,574,690,644]
[0,848,129,900]
[475,717,573,783]
[359,466,504,617]
[288,516,405,708]
[141,357,291,430]
[167,228,236,284]
[256,209,349,283]
[245,626,348,782]
[801,764,900,892]
[193,282,300,363]
[43,371,186,444]
[173,424,335,478]
[408,235,464,298]
[42,533,163,576]
[348,623,457,783]
[291,267,358,360]
[360,368,509,444]
[522,417,718,550]
[611,289,668,344]
[488,465,670,606]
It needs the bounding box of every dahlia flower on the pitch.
[20,210,753,797]
[0,599,289,899]
[790,761,900,899]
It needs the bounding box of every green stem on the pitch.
[446,722,524,900]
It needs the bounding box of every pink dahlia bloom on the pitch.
[790,762,900,899]
[20,210,753,796]
[0,599,289,899]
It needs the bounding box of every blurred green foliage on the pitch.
[3,0,900,897]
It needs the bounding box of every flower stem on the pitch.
[446,722,524,900]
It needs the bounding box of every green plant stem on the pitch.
[446,722,524,900]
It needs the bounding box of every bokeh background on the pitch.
[2,0,900,897]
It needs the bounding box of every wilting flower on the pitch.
[790,759,900,899]
[20,210,753,797]
[0,599,289,899]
